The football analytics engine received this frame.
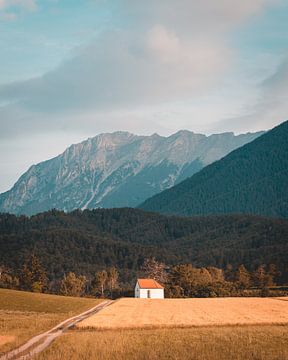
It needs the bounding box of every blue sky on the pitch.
[1,0,288,192]
[0,0,111,82]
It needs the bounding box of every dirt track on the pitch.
[78,297,288,329]
[0,300,113,360]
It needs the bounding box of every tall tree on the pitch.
[266,264,280,287]
[0,265,19,289]
[60,272,87,297]
[20,254,47,293]
[170,264,212,297]
[91,270,108,298]
[141,257,168,284]
[224,264,235,282]
[235,264,251,289]
[107,267,119,299]
[207,267,225,283]
[253,265,268,288]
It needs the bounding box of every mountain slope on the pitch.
[0,130,262,215]
[140,121,288,218]
[1,209,288,283]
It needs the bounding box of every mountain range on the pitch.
[0,130,262,215]
[140,120,288,218]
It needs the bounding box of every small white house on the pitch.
[135,278,164,299]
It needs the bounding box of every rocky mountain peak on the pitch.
[0,129,264,215]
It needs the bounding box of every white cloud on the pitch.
[0,25,232,111]
[115,0,278,34]
[0,0,36,21]
[0,11,16,20]
[214,57,288,133]
[0,0,37,12]
[0,0,282,139]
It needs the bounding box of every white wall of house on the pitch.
[134,283,164,298]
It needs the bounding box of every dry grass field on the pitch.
[78,297,288,329]
[36,297,288,360]
[0,288,102,354]
[2,294,288,359]
[36,325,288,360]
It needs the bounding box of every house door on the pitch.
[147,290,151,298]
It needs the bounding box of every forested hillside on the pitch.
[1,208,288,284]
[140,120,288,218]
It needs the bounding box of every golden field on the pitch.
[2,293,288,359]
[0,288,102,354]
[36,325,288,360]
[37,297,288,360]
[78,297,288,329]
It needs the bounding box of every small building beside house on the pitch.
[135,278,164,299]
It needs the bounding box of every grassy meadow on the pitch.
[35,325,288,360]
[0,288,102,354]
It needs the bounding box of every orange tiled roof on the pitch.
[137,279,164,289]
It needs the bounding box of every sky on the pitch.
[1,0,288,192]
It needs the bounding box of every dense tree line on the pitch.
[0,254,121,298]
[1,256,287,298]
[140,258,287,298]
[1,209,288,285]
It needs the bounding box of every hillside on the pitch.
[0,130,262,215]
[140,121,288,218]
[1,209,288,283]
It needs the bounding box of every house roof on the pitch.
[137,279,164,289]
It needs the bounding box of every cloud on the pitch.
[0,10,16,20]
[0,0,37,11]
[115,0,278,34]
[0,28,231,110]
[0,0,281,138]
[0,0,37,19]
[214,57,288,133]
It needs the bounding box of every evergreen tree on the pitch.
[253,265,268,288]
[224,264,235,282]
[20,254,47,292]
[235,265,251,289]
[107,267,119,299]
[266,264,280,286]
[0,265,19,289]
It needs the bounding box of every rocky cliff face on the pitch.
[0,130,263,215]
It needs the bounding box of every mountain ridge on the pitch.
[0,129,263,215]
[140,120,288,218]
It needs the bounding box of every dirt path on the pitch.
[0,300,113,360]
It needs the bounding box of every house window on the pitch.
[147,290,151,298]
